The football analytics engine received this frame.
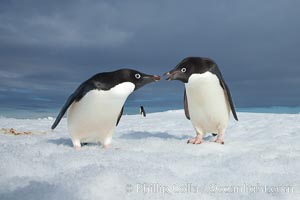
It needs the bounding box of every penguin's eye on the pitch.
[181,67,187,73]
[135,73,141,79]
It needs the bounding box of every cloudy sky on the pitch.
[0,0,299,113]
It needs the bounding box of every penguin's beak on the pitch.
[142,74,161,83]
[164,72,172,81]
[152,75,161,82]
[163,70,180,81]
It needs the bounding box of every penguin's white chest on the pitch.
[67,82,135,143]
[185,72,230,133]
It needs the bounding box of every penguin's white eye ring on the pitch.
[181,67,187,73]
[135,73,141,79]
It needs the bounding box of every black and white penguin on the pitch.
[51,69,160,149]
[164,57,238,144]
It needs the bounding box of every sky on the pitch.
[0,0,300,115]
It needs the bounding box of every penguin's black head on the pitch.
[164,57,216,83]
[117,69,161,90]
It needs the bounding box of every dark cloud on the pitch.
[0,0,300,113]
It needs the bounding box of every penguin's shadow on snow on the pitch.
[47,138,73,147]
[120,131,216,141]
[47,138,99,147]
[47,133,216,146]
[120,131,190,140]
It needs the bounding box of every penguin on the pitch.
[164,57,238,144]
[140,106,146,117]
[51,69,160,149]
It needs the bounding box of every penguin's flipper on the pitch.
[219,79,238,121]
[51,82,93,130]
[116,106,124,126]
[51,94,77,130]
[184,88,190,120]
[210,65,238,121]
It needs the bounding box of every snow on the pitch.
[0,110,299,200]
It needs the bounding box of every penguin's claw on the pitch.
[187,137,204,144]
[214,139,224,145]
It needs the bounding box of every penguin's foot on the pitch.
[72,139,81,150]
[102,137,112,149]
[187,136,204,144]
[74,145,81,150]
[214,138,224,145]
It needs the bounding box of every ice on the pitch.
[0,111,299,199]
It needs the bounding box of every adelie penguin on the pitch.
[164,57,238,145]
[51,69,160,149]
